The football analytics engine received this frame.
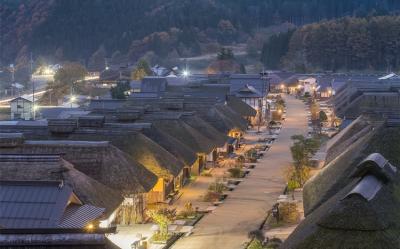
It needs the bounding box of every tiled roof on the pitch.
[59,204,105,228]
[0,181,72,229]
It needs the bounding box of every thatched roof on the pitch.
[19,121,184,179]
[325,115,374,163]
[303,131,375,215]
[72,130,184,178]
[283,154,400,249]
[181,114,228,148]
[57,128,184,178]
[122,132,185,178]
[283,182,400,249]
[142,125,197,167]
[289,124,400,249]
[0,154,123,217]
[2,140,157,194]
[304,116,384,215]
[139,113,217,154]
[214,104,248,131]
[226,95,257,117]
[153,119,215,154]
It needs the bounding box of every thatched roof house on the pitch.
[138,112,216,154]
[181,114,228,148]
[141,125,198,167]
[0,154,123,217]
[303,116,383,214]
[124,94,249,134]
[122,132,185,178]
[282,153,400,249]
[1,140,157,195]
[64,129,185,178]
[286,118,400,249]
[226,95,257,118]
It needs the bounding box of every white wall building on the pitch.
[10,97,33,120]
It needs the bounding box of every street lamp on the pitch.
[182,70,190,77]
[70,95,76,108]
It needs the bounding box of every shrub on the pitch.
[279,202,300,223]
[247,239,264,249]
[179,202,196,219]
[245,148,258,161]
[208,181,225,193]
[237,155,245,164]
[203,191,221,202]
[228,167,243,178]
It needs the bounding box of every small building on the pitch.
[233,84,263,110]
[0,180,116,248]
[140,76,168,94]
[298,76,317,96]
[10,96,33,120]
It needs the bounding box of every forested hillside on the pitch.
[2,0,400,70]
[272,16,400,72]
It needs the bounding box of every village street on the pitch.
[172,94,308,249]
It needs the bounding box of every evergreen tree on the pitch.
[283,16,400,71]
[261,30,294,69]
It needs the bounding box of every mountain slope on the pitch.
[2,0,400,68]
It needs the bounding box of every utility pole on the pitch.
[70,82,73,108]
[30,53,35,120]
[10,64,15,97]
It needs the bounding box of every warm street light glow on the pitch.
[297,84,302,89]
[86,223,94,230]
[70,95,77,102]
[43,67,54,75]
[280,84,285,89]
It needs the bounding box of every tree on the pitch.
[261,30,294,69]
[310,101,320,121]
[39,62,87,105]
[275,98,286,112]
[287,135,320,187]
[283,16,400,71]
[319,111,328,122]
[54,62,87,85]
[88,45,107,71]
[131,59,152,80]
[217,20,237,44]
[146,208,173,241]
